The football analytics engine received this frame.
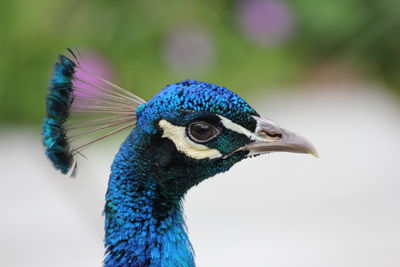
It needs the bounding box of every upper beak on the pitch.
[238,116,319,157]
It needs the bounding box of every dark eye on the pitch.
[187,122,220,143]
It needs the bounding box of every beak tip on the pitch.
[311,150,320,158]
[306,143,319,158]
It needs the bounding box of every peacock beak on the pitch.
[238,116,319,157]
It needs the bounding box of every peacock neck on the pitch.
[104,131,195,267]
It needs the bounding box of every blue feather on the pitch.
[42,55,76,174]
[42,52,143,175]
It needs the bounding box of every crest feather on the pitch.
[42,50,146,175]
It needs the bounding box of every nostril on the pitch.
[259,130,282,138]
[268,132,282,138]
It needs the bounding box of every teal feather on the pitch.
[42,52,142,175]
[42,55,76,174]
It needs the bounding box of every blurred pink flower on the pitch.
[163,26,215,75]
[238,0,296,47]
[72,51,114,99]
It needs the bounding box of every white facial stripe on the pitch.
[217,115,259,141]
[218,115,280,143]
[158,119,222,160]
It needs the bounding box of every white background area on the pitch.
[1,85,400,266]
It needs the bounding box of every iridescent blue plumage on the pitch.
[105,132,195,267]
[42,53,142,175]
[42,55,76,174]
[143,80,258,129]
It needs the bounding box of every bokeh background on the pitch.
[1,0,400,266]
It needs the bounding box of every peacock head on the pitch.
[126,80,318,195]
[42,54,317,196]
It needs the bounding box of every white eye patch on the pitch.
[158,119,222,160]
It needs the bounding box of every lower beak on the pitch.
[238,116,319,157]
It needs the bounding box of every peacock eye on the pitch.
[187,122,221,143]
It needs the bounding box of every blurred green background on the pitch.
[1,0,399,126]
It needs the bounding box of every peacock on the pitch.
[42,52,317,267]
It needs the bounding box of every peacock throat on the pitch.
[104,130,195,267]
